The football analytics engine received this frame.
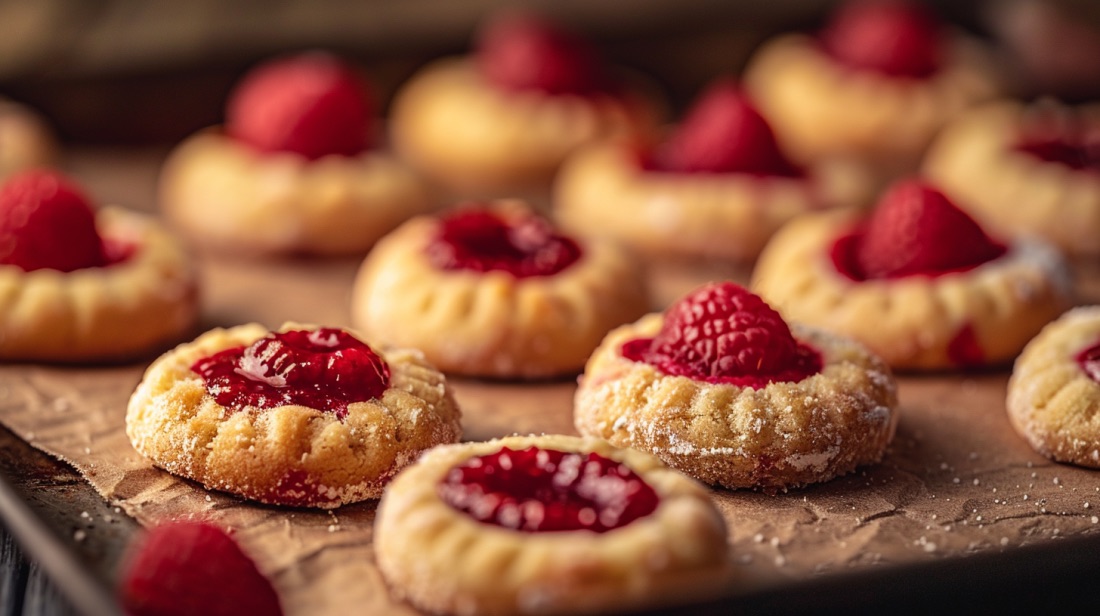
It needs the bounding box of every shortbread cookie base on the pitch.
[923,100,1100,257]
[351,201,649,379]
[1007,306,1100,468]
[159,131,435,255]
[125,323,462,508]
[375,434,729,616]
[574,315,898,491]
[0,207,199,362]
[751,212,1073,370]
[554,141,869,262]
[389,58,661,193]
[0,98,55,180]
[744,33,1001,174]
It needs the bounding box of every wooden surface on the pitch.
[2,149,1100,614]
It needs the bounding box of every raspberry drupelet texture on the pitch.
[623,281,822,387]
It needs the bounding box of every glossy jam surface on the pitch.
[226,52,372,159]
[1077,342,1100,383]
[438,446,659,533]
[476,12,607,95]
[191,328,390,419]
[649,79,801,177]
[426,208,582,277]
[1016,137,1100,172]
[0,169,110,273]
[820,0,942,78]
[832,180,1006,280]
[623,282,822,388]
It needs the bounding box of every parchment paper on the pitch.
[1,152,1099,613]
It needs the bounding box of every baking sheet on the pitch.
[1,150,1100,613]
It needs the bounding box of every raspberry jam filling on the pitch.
[438,446,659,533]
[831,180,1006,280]
[191,328,390,419]
[1077,342,1100,383]
[1016,137,1100,172]
[425,208,582,277]
[820,0,942,78]
[0,169,120,273]
[622,282,822,388]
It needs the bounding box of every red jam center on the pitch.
[1076,342,1100,383]
[191,328,390,420]
[438,446,659,533]
[623,282,823,388]
[1016,137,1100,173]
[425,208,582,278]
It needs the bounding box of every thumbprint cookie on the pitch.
[1007,307,1100,467]
[752,179,1072,370]
[390,11,663,195]
[375,434,728,616]
[159,51,434,256]
[351,200,648,379]
[744,0,1002,178]
[574,281,899,491]
[555,78,869,263]
[126,323,462,508]
[0,169,198,362]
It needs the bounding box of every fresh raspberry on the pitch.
[0,169,107,272]
[475,12,606,95]
[651,78,800,177]
[226,52,372,159]
[623,281,821,386]
[820,0,943,78]
[856,180,1006,279]
[118,520,282,616]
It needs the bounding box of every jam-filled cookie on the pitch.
[1007,306,1100,467]
[744,0,1002,178]
[555,78,869,262]
[0,170,198,362]
[160,51,434,256]
[375,434,728,616]
[126,323,462,508]
[575,281,898,491]
[752,179,1072,370]
[0,98,55,180]
[390,11,663,195]
[923,99,1100,257]
[351,200,648,379]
